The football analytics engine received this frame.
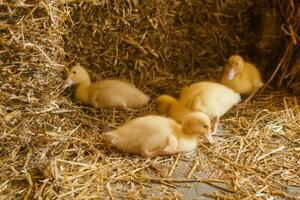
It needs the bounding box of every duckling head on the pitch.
[63,64,91,89]
[226,55,244,80]
[181,112,213,143]
[156,95,177,115]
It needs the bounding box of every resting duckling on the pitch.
[104,112,213,157]
[156,81,240,131]
[156,94,191,123]
[63,64,150,110]
[221,55,264,107]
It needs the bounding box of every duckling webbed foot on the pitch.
[140,148,158,158]
[211,116,219,134]
[90,100,100,109]
[237,102,248,108]
[116,103,128,111]
[237,87,260,108]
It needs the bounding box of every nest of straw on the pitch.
[0,0,299,199]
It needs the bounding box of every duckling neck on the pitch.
[75,82,91,104]
[165,98,178,114]
[180,123,200,139]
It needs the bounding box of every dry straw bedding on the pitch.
[0,0,299,199]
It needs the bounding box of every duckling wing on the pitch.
[247,64,264,89]
[186,94,205,112]
[199,86,241,117]
[181,82,240,117]
[179,83,207,113]
[105,116,177,154]
[91,80,149,108]
[183,92,219,117]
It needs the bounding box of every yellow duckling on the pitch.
[156,94,191,123]
[156,81,241,131]
[104,112,213,157]
[63,64,150,109]
[221,55,264,106]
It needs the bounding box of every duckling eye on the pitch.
[72,71,76,74]
[203,125,208,129]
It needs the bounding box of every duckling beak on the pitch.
[204,134,214,144]
[62,77,74,90]
[227,68,236,80]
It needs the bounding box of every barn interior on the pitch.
[0,0,299,199]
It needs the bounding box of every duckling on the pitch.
[221,55,264,107]
[156,94,191,123]
[62,64,150,110]
[156,81,241,132]
[104,112,213,157]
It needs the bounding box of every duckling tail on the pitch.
[130,93,150,108]
[103,131,117,145]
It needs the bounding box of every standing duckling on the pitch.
[63,64,150,110]
[221,55,264,107]
[156,81,240,132]
[104,112,213,157]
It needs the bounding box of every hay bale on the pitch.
[263,0,300,93]
[0,0,299,199]
[63,1,263,83]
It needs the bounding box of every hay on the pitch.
[0,0,299,199]
[264,0,300,93]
